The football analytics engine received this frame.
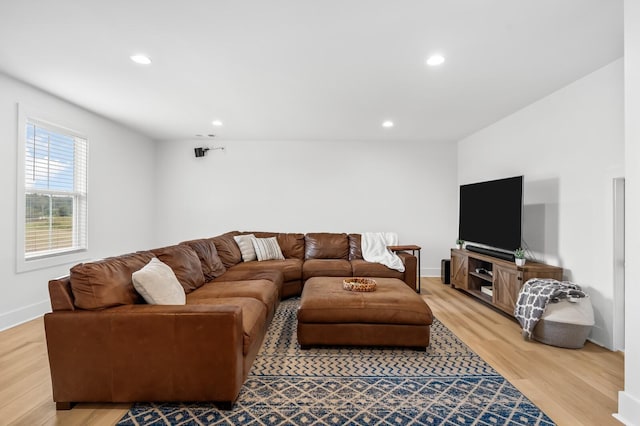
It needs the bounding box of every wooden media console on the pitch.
[450,248,563,316]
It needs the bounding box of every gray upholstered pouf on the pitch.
[532,296,594,349]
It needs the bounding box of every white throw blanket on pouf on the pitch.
[361,232,405,272]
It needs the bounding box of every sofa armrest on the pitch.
[49,276,75,311]
[397,252,417,290]
[44,304,245,406]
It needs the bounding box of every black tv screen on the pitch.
[458,176,523,252]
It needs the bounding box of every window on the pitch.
[17,106,88,271]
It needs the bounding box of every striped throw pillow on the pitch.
[233,234,257,262]
[252,237,285,261]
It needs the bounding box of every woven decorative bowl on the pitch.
[343,277,377,292]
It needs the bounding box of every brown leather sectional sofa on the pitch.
[44,231,417,409]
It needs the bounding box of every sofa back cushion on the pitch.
[277,233,305,259]
[211,231,242,268]
[249,231,277,239]
[70,251,154,310]
[304,233,349,259]
[247,232,305,259]
[180,238,227,281]
[151,245,205,294]
[348,233,363,260]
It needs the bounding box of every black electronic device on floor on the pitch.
[441,259,451,284]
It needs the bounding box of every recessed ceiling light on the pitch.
[382,120,394,128]
[211,120,223,127]
[130,54,152,65]
[426,55,445,66]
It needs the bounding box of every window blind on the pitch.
[24,120,87,258]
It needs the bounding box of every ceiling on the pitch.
[0,0,623,142]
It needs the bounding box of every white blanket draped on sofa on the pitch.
[361,232,405,272]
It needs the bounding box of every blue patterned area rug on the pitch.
[118,298,554,426]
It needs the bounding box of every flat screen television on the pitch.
[458,176,523,253]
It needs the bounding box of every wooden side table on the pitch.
[387,245,422,293]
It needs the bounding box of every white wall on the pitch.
[0,73,156,330]
[154,139,458,276]
[617,1,640,424]
[457,59,624,350]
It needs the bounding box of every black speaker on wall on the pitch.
[194,147,210,158]
[441,259,451,284]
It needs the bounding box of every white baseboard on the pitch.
[0,300,50,332]
[614,391,640,425]
[420,268,441,278]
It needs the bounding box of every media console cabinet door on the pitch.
[450,251,468,289]
[493,265,522,314]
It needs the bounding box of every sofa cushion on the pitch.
[212,231,242,268]
[277,233,305,259]
[229,259,303,283]
[247,231,277,239]
[304,233,349,260]
[234,234,257,262]
[246,232,305,259]
[70,251,154,310]
[132,258,186,305]
[348,233,363,260]
[302,259,352,281]
[189,297,266,355]
[350,259,404,280]
[212,269,284,299]
[151,245,205,294]
[188,279,278,317]
[180,238,227,281]
[252,237,285,261]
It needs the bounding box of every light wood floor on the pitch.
[421,277,624,426]
[0,277,624,425]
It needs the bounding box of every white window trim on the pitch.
[16,104,89,273]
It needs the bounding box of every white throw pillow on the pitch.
[252,237,285,261]
[234,234,257,262]
[132,258,186,305]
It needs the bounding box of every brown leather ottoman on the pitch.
[297,277,433,350]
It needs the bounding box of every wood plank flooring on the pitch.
[0,277,624,425]
[421,277,624,425]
